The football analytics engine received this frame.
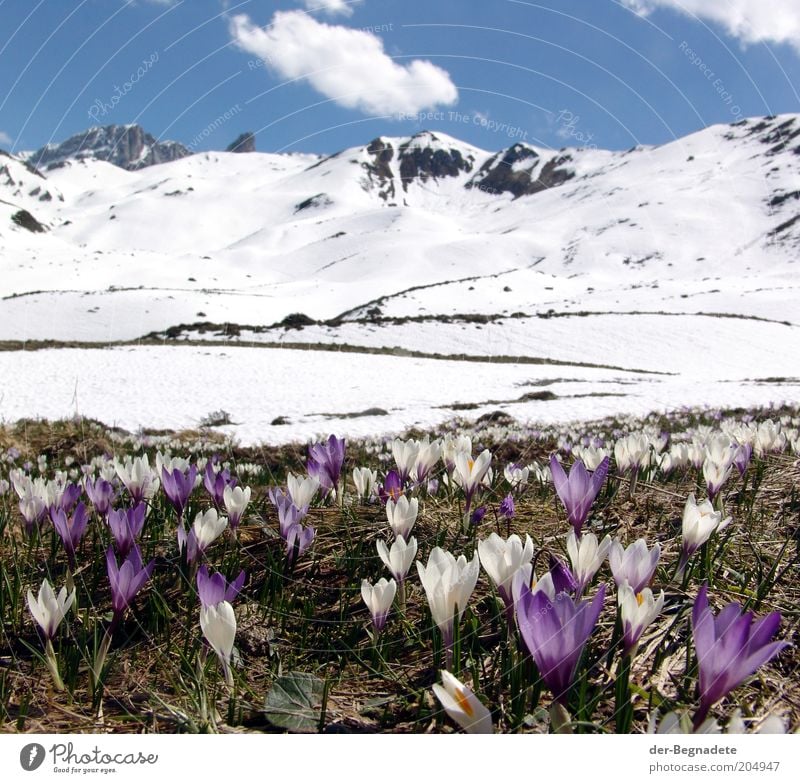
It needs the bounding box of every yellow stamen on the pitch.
[455,687,474,717]
[636,592,644,606]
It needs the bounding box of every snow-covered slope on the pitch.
[1,116,798,440]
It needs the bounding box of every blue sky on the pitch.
[1,0,799,155]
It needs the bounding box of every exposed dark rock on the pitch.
[226,132,256,153]
[11,209,46,233]
[466,144,575,199]
[25,124,190,171]
[295,193,333,213]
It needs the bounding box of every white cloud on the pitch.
[0,130,12,146]
[622,0,800,51]
[230,11,458,115]
[301,0,362,17]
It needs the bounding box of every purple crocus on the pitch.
[550,454,609,537]
[196,565,246,608]
[516,583,606,704]
[107,504,147,558]
[85,477,116,518]
[549,554,579,595]
[470,506,487,526]
[52,502,89,569]
[286,522,316,566]
[274,494,308,539]
[57,483,81,515]
[378,470,404,505]
[105,545,155,622]
[499,493,515,520]
[732,444,752,478]
[307,435,346,495]
[204,460,236,507]
[691,583,790,729]
[161,465,197,519]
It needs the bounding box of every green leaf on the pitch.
[263,672,325,733]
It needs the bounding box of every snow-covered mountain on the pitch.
[21,124,191,172]
[1,115,798,441]
[1,114,798,342]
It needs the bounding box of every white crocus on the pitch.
[376,535,418,583]
[192,508,228,551]
[478,533,534,606]
[566,530,611,592]
[618,584,665,654]
[352,467,377,500]
[416,547,480,658]
[432,670,493,734]
[360,578,397,633]
[503,463,529,490]
[115,455,159,501]
[386,495,418,539]
[200,601,236,687]
[452,450,492,493]
[413,438,442,483]
[442,434,472,471]
[392,438,420,479]
[27,579,75,639]
[608,538,660,593]
[286,472,319,509]
[680,493,731,561]
[223,484,251,527]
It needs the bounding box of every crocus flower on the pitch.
[200,600,236,687]
[19,492,47,536]
[286,473,319,509]
[223,484,251,529]
[378,470,403,504]
[392,438,419,483]
[549,554,579,595]
[85,476,115,518]
[413,438,442,484]
[27,579,75,639]
[105,545,155,619]
[416,547,480,665]
[516,583,606,704]
[55,483,81,516]
[504,463,529,490]
[361,577,397,633]
[732,443,752,478]
[499,493,515,519]
[307,435,345,495]
[618,584,665,655]
[678,494,731,574]
[469,506,487,526]
[52,502,89,569]
[196,565,246,608]
[452,450,492,514]
[107,504,147,558]
[566,530,611,594]
[204,461,235,507]
[179,508,228,563]
[274,494,308,539]
[286,522,316,566]
[386,495,418,539]
[703,457,732,502]
[550,455,609,536]
[161,465,198,518]
[352,467,377,501]
[115,455,159,504]
[691,583,790,729]
[376,535,418,583]
[608,538,660,594]
[432,670,493,734]
[478,532,534,618]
